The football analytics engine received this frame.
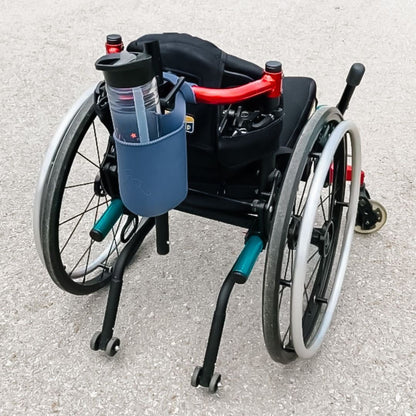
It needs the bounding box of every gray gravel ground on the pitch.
[1,1,415,415]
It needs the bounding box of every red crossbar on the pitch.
[192,71,282,105]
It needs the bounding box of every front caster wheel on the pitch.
[355,199,387,234]
[191,366,203,387]
[105,337,120,356]
[209,373,221,394]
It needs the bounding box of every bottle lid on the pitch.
[95,52,154,88]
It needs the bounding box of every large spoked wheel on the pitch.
[34,87,132,295]
[262,107,361,363]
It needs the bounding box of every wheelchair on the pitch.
[33,33,386,393]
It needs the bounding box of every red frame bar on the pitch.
[346,165,365,185]
[192,71,282,105]
[330,164,365,185]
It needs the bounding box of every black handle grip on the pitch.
[346,63,365,87]
[337,62,366,114]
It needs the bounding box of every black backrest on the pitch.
[128,33,268,182]
[128,32,263,87]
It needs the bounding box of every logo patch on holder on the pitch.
[185,115,195,134]
[165,110,195,134]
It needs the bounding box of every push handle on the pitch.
[337,62,365,115]
[346,63,365,87]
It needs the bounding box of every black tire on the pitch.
[38,93,129,295]
[191,366,203,388]
[105,337,120,356]
[90,331,102,351]
[262,107,345,363]
[208,373,221,394]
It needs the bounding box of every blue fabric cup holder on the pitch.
[114,92,187,217]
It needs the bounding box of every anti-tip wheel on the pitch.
[355,199,387,234]
[90,331,102,351]
[105,337,120,357]
[191,366,203,388]
[209,373,221,394]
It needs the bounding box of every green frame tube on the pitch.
[90,199,124,242]
[232,235,264,279]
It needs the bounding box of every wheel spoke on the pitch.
[92,121,102,165]
[68,239,95,278]
[318,194,330,209]
[278,248,292,309]
[296,164,314,216]
[103,195,122,260]
[59,199,108,226]
[296,181,308,215]
[60,194,96,255]
[65,181,95,190]
[76,151,100,169]
[82,195,103,282]
[282,325,290,345]
[305,257,321,293]
[283,247,292,282]
[307,248,319,263]
[327,163,332,218]
[278,286,285,309]
[319,196,327,222]
[303,287,310,305]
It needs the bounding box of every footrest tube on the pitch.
[90,217,155,356]
[192,235,264,392]
[193,273,235,392]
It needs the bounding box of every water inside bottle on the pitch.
[107,78,161,143]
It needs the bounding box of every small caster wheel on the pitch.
[209,373,221,394]
[191,366,203,387]
[90,331,102,351]
[105,337,120,357]
[355,199,387,234]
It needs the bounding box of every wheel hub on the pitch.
[312,220,334,257]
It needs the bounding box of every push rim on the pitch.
[291,120,361,358]
[262,106,345,363]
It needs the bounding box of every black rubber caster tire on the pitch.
[191,366,203,387]
[209,373,221,394]
[90,331,102,351]
[105,337,120,357]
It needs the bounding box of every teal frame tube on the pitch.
[232,235,264,278]
[90,199,124,241]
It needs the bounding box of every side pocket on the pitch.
[217,116,283,168]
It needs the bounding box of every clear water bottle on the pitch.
[96,50,161,143]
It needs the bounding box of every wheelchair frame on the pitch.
[34,37,386,393]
